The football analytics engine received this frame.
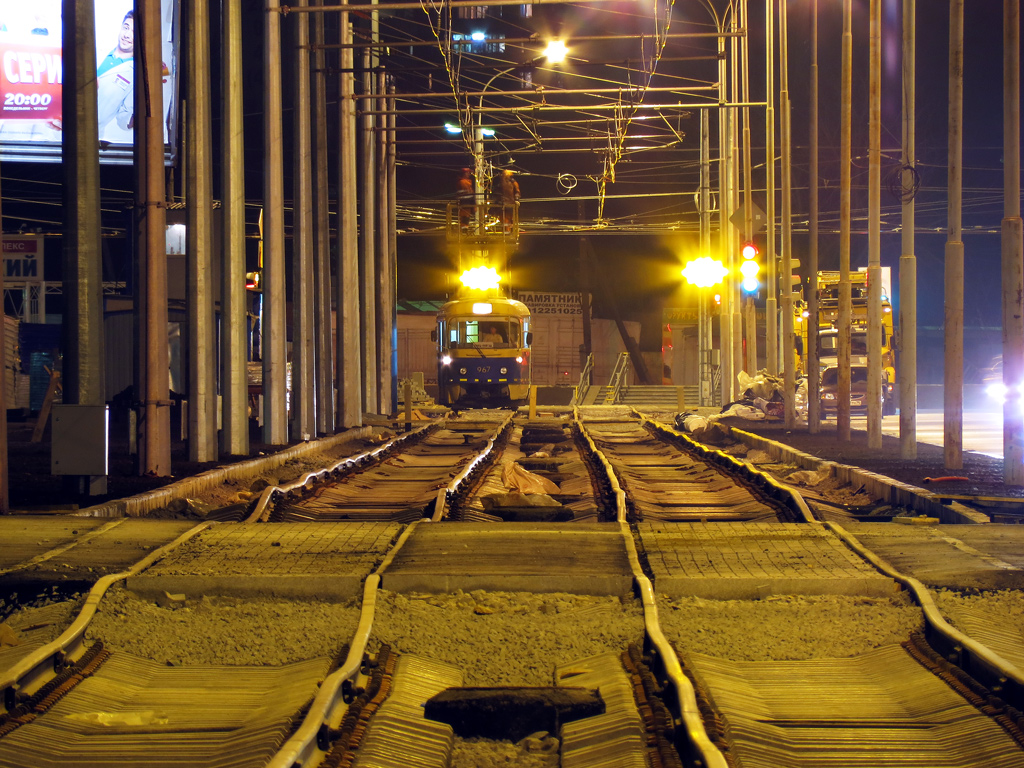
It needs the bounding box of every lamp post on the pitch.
[682,257,728,406]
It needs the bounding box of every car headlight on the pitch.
[987,382,1009,402]
[823,393,836,401]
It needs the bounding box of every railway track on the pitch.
[1,409,1023,767]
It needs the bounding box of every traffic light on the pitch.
[740,242,760,293]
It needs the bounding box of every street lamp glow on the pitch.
[543,40,568,63]
[471,31,486,41]
[479,127,495,137]
[681,257,728,288]
[444,123,462,134]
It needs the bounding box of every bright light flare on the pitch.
[444,123,462,134]
[543,40,568,63]
[441,355,452,365]
[681,257,728,288]
[460,266,502,291]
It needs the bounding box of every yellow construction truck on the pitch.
[801,269,897,415]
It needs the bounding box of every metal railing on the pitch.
[604,352,631,404]
[573,353,594,405]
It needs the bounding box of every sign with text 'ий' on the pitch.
[3,235,43,282]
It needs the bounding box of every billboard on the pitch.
[0,1,179,164]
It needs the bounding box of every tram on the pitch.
[432,283,532,408]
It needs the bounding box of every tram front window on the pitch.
[452,320,519,347]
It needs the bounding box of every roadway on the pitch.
[843,409,1005,460]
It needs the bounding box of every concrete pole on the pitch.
[263,0,288,445]
[838,0,853,442]
[899,0,917,459]
[312,0,334,434]
[765,0,777,375]
[742,0,757,376]
[291,0,316,441]
[360,48,378,413]
[729,4,743,395]
[186,0,217,462]
[62,0,105,411]
[0,163,5,510]
[866,0,883,449]
[717,27,732,405]
[387,82,399,414]
[1002,0,1023,483]
[944,0,964,470]
[701,109,712,406]
[138,0,171,475]
[779,0,795,428]
[221,0,248,457]
[376,69,392,414]
[337,10,362,427]
[808,0,821,433]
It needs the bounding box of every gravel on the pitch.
[932,587,1024,628]
[84,586,361,666]
[657,593,925,661]
[453,734,559,768]
[368,590,646,686]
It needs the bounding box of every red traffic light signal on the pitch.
[741,242,758,260]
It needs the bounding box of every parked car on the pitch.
[820,365,886,414]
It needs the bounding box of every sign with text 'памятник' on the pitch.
[515,291,590,316]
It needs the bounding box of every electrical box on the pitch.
[51,404,109,477]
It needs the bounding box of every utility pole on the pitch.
[944,0,964,470]
[838,0,853,442]
[866,0,883,449]
[780,0,795,428]
[1003,0,1023,483]
[808,0,821,433]
[765,0,777,375]
[360,48,379,413]
[742,0,756,376]
[900,0,917,459]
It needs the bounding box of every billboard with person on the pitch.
[0,0,179,164]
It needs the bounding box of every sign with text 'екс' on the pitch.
[3,235,43,282]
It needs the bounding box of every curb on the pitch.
[727,427,988,525]
[72,426,374,519]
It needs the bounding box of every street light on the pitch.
[682,256,727,405]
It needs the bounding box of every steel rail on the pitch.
[571,407,730,768]
[245,421,439,522]
[1,522,214,709]
[431,412,515,521]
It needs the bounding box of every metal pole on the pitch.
[186,0,216,462]
[765,0,777,375]
[838,0,852,441]
[312,0,334,434]
[742,0,756,375]
[221,0,248,457]
[0,160,5,510]
[337,9,362,426]
[139,0,171,475]
[263,0,288,444]
[899,0,917,459]
[808,0,821,433]
[62,0,105,419]
[360,48,378,413]
[780,0,795,427]
[866,0,882,448]
[701,108,712,406]
[292,0,316,441]
[729,3,743,399]
[1003,0,1023,483]
[944,0,964,470]
[376,69,391,414]
[717,23,732,405]
[387,81,399,415]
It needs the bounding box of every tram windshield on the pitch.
[447,319,522,348]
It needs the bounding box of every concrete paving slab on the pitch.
[127,522,403,600]
[638,521,897,599]
[844,521,1024,591]
[381,522,633,596]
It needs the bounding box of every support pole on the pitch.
[0,159,5,511]
[808,0,821,433]
[944,0,964,469]
[700,109,712,406]
[376,69,392,414]
[838,0,853,442]
[387,80,399,415]
[221,0,248,456]
[186,0,216,462]
[765,0,777,375]
[292,0,316,441]
[742,0,756,376]
[312,0,334,434]
[138,0,171,475]
[337,8,362,426]
[866,0,883,449]
[360,48,378,413]
[263,0,288,444]
[779,0,795,428]
[899,0,917,459]
[1003,0,1023,483]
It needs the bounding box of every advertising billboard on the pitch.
[0,1,179,164]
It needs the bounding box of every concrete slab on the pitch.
[844,521,1024,591]
[127,522,403,600]
[639,521,897,599]
[381,522,633,596]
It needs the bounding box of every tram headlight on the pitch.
[516,356,524,364]
[459,367,467,375]
[500,367,508,375]
[441,355,452,365]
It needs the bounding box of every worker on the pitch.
[499,169,520,232]
[481,325,504,344]
[457,167,474,230]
